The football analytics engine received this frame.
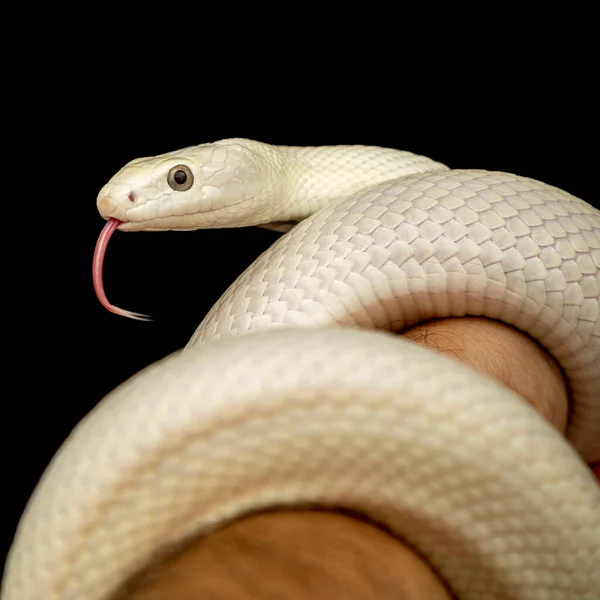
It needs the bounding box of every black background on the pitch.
[4,28,597,577]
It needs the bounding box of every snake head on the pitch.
[96,140,269,232]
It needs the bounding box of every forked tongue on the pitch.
[93,218,151,321]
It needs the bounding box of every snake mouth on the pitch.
[92,217,151,321]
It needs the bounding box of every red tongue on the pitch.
[93,218,151,321]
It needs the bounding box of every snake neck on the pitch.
[215,139,450,226]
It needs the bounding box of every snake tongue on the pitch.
[92,218,151,321]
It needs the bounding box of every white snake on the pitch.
[2,139,599,599]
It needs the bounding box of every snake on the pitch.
[2,139,599,600]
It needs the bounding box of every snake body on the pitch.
[3,140,600,599]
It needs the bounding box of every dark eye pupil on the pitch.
[173,170,187,185]
[167,164,194,191]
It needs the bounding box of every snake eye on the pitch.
[167,165,194,191]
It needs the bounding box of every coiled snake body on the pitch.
[3,140,600,599]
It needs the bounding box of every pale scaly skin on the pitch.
[3,329,600,600]
[4,140,598,600]
[97,139,449,230]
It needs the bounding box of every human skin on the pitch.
[116,317,569,600]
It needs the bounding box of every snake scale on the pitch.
[2,139,599,599]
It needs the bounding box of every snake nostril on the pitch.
[128,193,135,203]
